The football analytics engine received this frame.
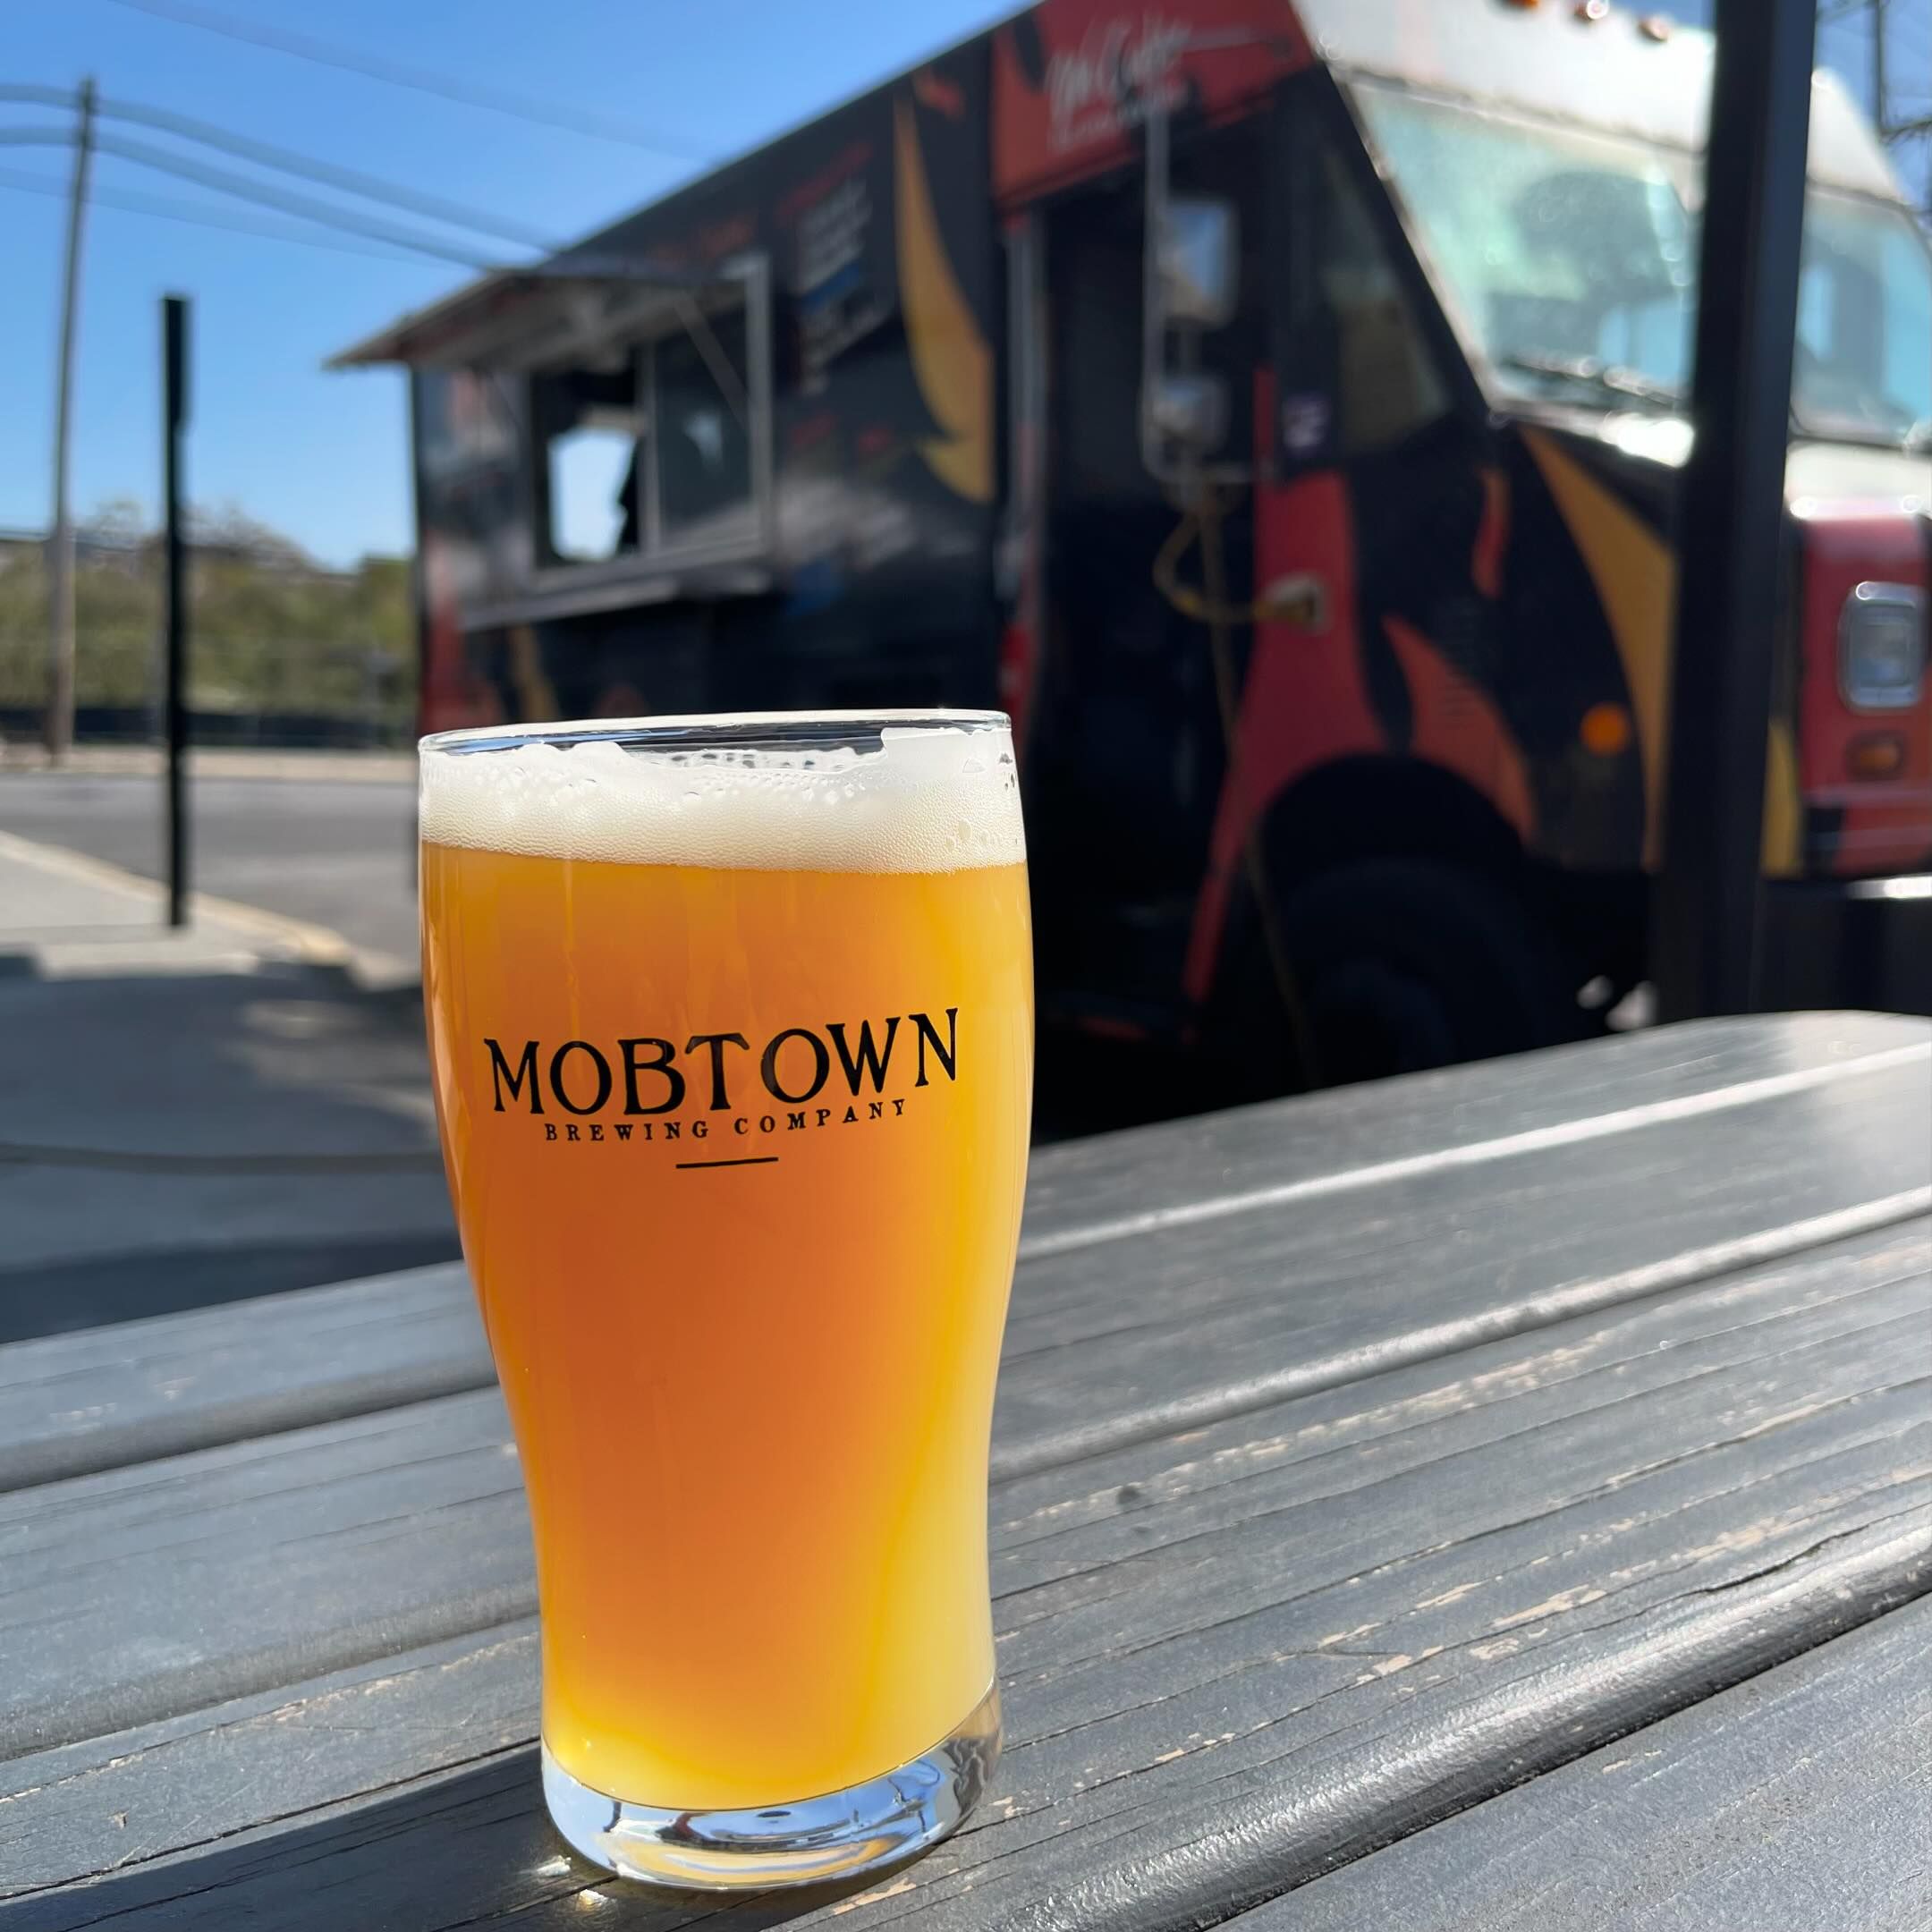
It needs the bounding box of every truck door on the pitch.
[1188,75,1583,1088]
[1260,77,1469,772]
[1029,122,1269,1027]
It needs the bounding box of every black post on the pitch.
[1652,0,1816,1021]
[163,294,191,928]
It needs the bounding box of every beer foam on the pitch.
[419,714,1026,873]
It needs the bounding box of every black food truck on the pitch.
[335,0,1932,1089]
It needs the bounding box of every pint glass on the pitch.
[419,712,1032,1887]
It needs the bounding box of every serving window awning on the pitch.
[328,257,751,373]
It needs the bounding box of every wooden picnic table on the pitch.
[3,1013,1928,1929]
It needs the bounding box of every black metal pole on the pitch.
[163,294,191,928]
[1653,0,1817,1021]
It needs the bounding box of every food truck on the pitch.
[337,0,1932,1086]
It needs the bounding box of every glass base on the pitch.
[540,1681,1001,1891]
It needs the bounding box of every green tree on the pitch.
[0,501,415,737]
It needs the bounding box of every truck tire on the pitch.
[1208,858,1580,1095]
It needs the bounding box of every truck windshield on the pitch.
[1354,82,1932,448]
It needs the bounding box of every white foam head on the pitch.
[419,712,1025,873]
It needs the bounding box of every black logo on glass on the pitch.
[481,1011,959,1168]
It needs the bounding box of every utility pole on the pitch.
[45,77,97,762]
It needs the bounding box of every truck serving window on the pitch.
[533,364,645,565]
[655,307,754,543]
[519,262,773,594]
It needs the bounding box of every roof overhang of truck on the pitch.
[329,256,754,372]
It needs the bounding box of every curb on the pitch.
[0,828,353,968]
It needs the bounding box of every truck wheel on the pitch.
[1208,859,1580,1095]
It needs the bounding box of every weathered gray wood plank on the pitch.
[0,1264,479,1494]
[0,1389,531,1758]
[1017,1011,1929,1261]
[1255,1595,1932,1932]
[991,1055,1932,1469]
[4,1015,1923,1491]
[0,1623,542,1903]
[6,1219,1927,1922]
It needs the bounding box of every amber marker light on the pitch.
[1846,734,1906,781]
[1580,702,1634,758]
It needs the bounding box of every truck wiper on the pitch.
[1499,352,1683,411]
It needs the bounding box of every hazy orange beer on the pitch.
[419,713,1031,1887]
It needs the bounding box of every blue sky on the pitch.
[1,1,1920,565]
[0,0,1011,564]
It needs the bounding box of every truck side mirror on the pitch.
[1160,197,1239,330]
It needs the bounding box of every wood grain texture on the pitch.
[4,1015,1923,1492]
[6,1218,1928,1923]
[1261,1596,1932,1932]
[1,1389,530,1759]
[0,1264,482,1493]
[1013,1012,1930,1259]
[0,1623,541,1898]
[990,1056,1930,1471]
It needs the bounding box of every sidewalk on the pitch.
[0,829,357,978]
[0,833,454,1343]
[0,742,416,783]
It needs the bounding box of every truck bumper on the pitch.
[1758,877,1932,1016]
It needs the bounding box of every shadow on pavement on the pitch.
[0,962,454,1343]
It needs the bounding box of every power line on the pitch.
[101,0,709,161]
[107,94,561,250]
[1,123,513,266]
[0,82,71,110]
[2,81,557,248]
[91,131,506,268]
[0,165,452,265]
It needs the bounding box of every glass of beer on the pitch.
[418,712,1031,1889]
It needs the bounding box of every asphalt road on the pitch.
[0,767,419,970]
